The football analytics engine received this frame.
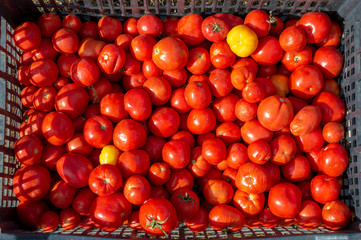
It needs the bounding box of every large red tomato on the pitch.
[281,155,311,182]
[235,162,270,194]
[289,65,324,99]
[124,88,152,121]
[270,135,297,165]
[257,95,294,131]
[130,34,157,61]
[33,86,57,112]
[149,107,180,138]
[143,76,171,106]
[152,37,189,71]
[97,44,126,75]
[49,180,78,209]
[88,164,123,196]
[52,28,79,54]
[42,111,74,146]
[185,207,208,232]
[187,108,216,135]
[184,81,212,109]
[188,146,212,178]
[207,69,233,97]
[310,174,340,204]
[319,143,348,177]
[29,59,59,87]
[313,46,343,79]
[203,179,233,205]
[170,188,199,220]
[312,91,345,125]
[31,38,58,61]
[294,126,325,153]
[295,200,322,230]
[210,40,236,69]
[70,57,100,87]
[100,92,128,122]
[322,200,351,230]
[16,200,49,229]
[268,182,302,219]
[208,205,245,232]
[13,165,51,202]
[113,119,147,151]
[297,12,331,43]
[290,105,322,136]
[83,115,113,148]
[139,198,178,237]
[186,47,211,75]
[14,134,43,165]
[148,162,171,186]
[118,150,150,178]
[244,10,270,38]
[163,139,191,169]
[226,143,248,169]
[281,46,313,71]
[279,26,307,52]
[232,189,265,216]
[137,14,163,37]
[251,36,283,66]
[202,138,227,165]
[124,175,151,205]
[166,169,194,194]
[72,188,97,215]
[13,22,41,51]
[37,13,61,37]
[178,14,205,46]
[241,119,274,145]
[97,16,123,42]
[216,122,241,146]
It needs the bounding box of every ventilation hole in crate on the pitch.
[263,0,270,6]
[294,9,302,14]
[184,8,191,13]
[351,178,354,185]
[184,0,191,5]
[310,1,317,7]
[252,0,259,6]
[216,8,222,12]
[276,1,283,6]
[352,68,355,75]
[320,1,328,7]
[149,8,156,13]
[138,0,144,6]
[347,59,350,67]
[352,128,356,136]
[352,92,355,100]
[353,104,356,112]
[205,7,212,12]
[139,9,145,14]
[351,46,355,53]
[351,56,355,64]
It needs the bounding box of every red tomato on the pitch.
[150,185,170,199]
[226,143,248,169]
[142,59,163,79]
[163,18,179,37]
[31,38,58,61]
[242,81,265,103]
[312,91,345,125]
[251,36,283,66]
[214,13,243,28]
[212,93,239,122]
[137,15,163,37]
[281,155,311,182]
[208,205,245,232]
[20,51,34,66]
[13,165,51,202]
[263,162,281,189]
[313,46,343,79]
[323,122,344,143]
[90,192,132,231]
[171,131,195,148]
[54,77,70,91]
[14,134,43,165]
[128,211,143,231]
[148,107,180,138]
[72,188,97,215]
[38,211,59,231]
[288,96,308,114]
[319,143,348,177]
[88,164,123,196]
[17,65,31,86]
[87,76,112,104]
[241,119,274,144]
[233,189,265,216]
[235,98,257,122]
[83,103,100,119]
[170,88,191,114]
[57,54,78,78]
[52,28,79,54]
[79,216,95,229]
[122,52,141,76]
[143,76,172,106]
[269,15,284,36]
[236,162,270,194]
[203,179,233,205]
[170,188,199,220]
[270,135,297,165]
[186,47,211,75]
[163,139,191,169]
[143,136,166,163]
[113,119,147,151]
[187,108,216,135]
[290,65,324,99]
[163,68,187,88]
[201,16,229,42]
[294,126,325,153]
[323,79,340,96]
[148,162,171,186]
[202,138,227,165]
[99,92,128,122]
[83,115,113,148]
[231,66,255,90]
[207,69,233,97]
[130,35,157,61]
[33,86,57,112]
[41,143,66,171]
[62,14,81,32]
[188,146,211,178]
[29,59,58,87]
[152,37,189,71]
[279,26,307,52]
[123,18,139,36]
[310,174,340,204]
[290,105,322,136]
[124,88,152,121]
[210,40,236,69]
[118,149,150,178]
[165,169,194,194]
[305,148,323,172]
[259,208,281,228]
[97,44,126,75]
[178,14,205,46]
[66,133,93,156]
[297,12,331,43]
[139,198,178,237]
[78,38,106,60]
[97,16,122,42]
[318,21,341,47]
[17,200,49,229]
[244,10,270,38]
[281,46,313,71]
[115,34,134,51]
[185,207,208,232]
[79,21,99,40]
[124,175,151,205]
[42,111,74,146]
[70,57,100,87]
[56,83,89,119]
[13,22,41,51]
[37,13,61,37]
[257,64,277,78]
[184,81,212,109]
[297,181,312,200]
[322,200,351,230]
[247,140,271,165]
[216,122,241,146]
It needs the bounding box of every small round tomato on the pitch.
[241,119,274,145]
[242,81,265,103]
[130,34,157,61]
[202,16,229,42]
[123,18,139,36]
[152,37,189,71]
[281,155,311,182]
[170,188,199,220]
[21,86,38,108]
[88,164,122,196]
[247,140,271,165]
[322,200,351,230]
[137,15,163,37]
[188,146,212,178]
[210,40,236,69]
[184,81,212,109]
[148,107,180,138]
[113,119,147,151]
[281,46,313,71]
[83,115,113,148]
[231,66,255,90]
[178,14,204,46]
[143,76,172,106]
[313,46,343,79]
[187,108,216,135]
[29,59,59,87]
[319,143,348,177]
[97,44,126,75]
[212,93,239,122]
[279,26,307,52]
[270,135,297,165]
[42,111,74,146]
[33,86,57,112]
[226,25,258,57]
[124,175,151,205]
[203,179,233,205]
[235,98,257,122]
[118,149,150,177]
[226,143,248,169]
[311,174,340,204]
[235,162,270,194]
[163,139,191,169]
[165,169,194,194]
[186,47,211,75]
[72,188,97,215]
[52,28,79,54]
[70,57,100,87]
[232,189,265,216]
[38,211,59,232]
[62,14,81,32]
[97,16,122,42]
[323,122,344,143]
[13,22,41,51]
[216,122,241,146]
[56,83,89,119]
[268,182,302,219]
[297,12,331,43]
[148,162,171,186]
[124,88,152,121]
[312,91,345,125]
[290,105,322,136]
[244,10,271,38]
[202,138,226,165]
[185,207,208,232]
[251,36,283,66]
[59,208,80,230]
[100,92,128,122]
[208,205,245,232]
[290,65,324,99]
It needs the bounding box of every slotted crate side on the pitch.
[1,0,361,239]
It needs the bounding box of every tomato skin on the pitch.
[210,40,236,69]
[143,136,166,163]
[270,135,297,165]
[170,188,199,220]
[242,81,265,103]
[323,122,344,143]
[148,107,180,138]
[88,164,123,196]
[152,37,189,71]
[247,140,271,165]
[17,200,49,229]
[31,38,58,61]
[13,22,41,51]
[202,16,229,42]
[72,188,97,215]
[163,18,179,37]
[290,65,324,99]
[232,189,265,216]
[231,66,255,91]
[41,143,66,171]
[62,14,81,32]
[57,54,78,78]
[78,38,106,60]
[37,13,61,37]
[21,51,34,66]
[188,146,211,178]
[124,18,139,37]
[170,88,191,114]
[99,92,128,122]
[148,162,171,186]
[115,34,133,52]
[212,94,238,123]
[312,91,345,125]
[257,64,277,78]
[281,155,311,182]
[318,21,341,47]
[124,88,152,121]
[216,122,241,146]
[137,15,163,37]
[139,198,178,237]
[83,115,113,148]
[52,28,79,54]
[130,34,157,61]
[259,208,281,228]
[251,36,283,66]
[319,143,348,177]
[208,204,245,232]
[166,169,194,194]
[187,108,216,135]
[143,76,172,106]
[163,139,191,169]
[226,25,258,57]
[79,21,99,40]
[33,86,57,112]
[241,119,274,145]
[310,174,340,204]
[263,162,281,189]
[90,192,132,231]
[124,175,151,205]
[87,77,112,104]
[322,200,351,230]
[279,26,307,52]
[29,59,59,87]
[281,46,313,71]
[225,143,248,169]
[97,16,122,42]
[297,12,331,43]
[117,150,150,179]
[66,133,93,156]
[113,119,147,151]
[244,10,270,38]
[202,138,227,165]
[129,211,143,231]
[234,99,256,123]
[42,111,74,146]
[185,207,208,232]
[18,65,31,86]
[236,162,270,194]
[186,47,211,75]
[290,105,322,136]
[313,46,343,79]
[14,134,43,165]
[97,44,126,75]
[178,14,205,46]
[171,131,195,147]
[294,126,325,153]
[203,179,233,205]
[13,165,51,202]
[38,211,59,232]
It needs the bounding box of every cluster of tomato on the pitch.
[11,8,352,237]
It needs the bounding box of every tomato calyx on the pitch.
[177,192,196,205]
[266,10,277,29]
[146,214,170,237]
[207,23,224,33]
[87,85,99,103]
[294,56,300,63]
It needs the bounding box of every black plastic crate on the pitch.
[1,0,361,239]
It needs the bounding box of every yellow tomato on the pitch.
[269,74,290,97]
[226,25,258,57]
[99,145,121,165]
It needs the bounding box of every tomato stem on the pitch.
[146,215,170,237]
[207,23,224,33]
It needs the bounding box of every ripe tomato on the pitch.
[17,65,31,86]
[322,200,351,230]
[269,15,284,36]
[318,21,341,47]
[170,88,191,114]
[137,14,163,37]
[162,139,190,169]
[290,105,322,136]
[42,111,74,146]
[290,65,324,99]
[130,34,157,61]
[251,36,283,66]
[294,126,325,153]
[188,146,211,178]
[178,14,204,46]
[128,211,142,231]
[166,169,194,194]
[124,175,151,205]
[244,10,271,38]
[38,211,59,232]
[72,188,97,215]
[115,34,134,51]
[186,47,211,75]
[148,107,180,138]
[90,192,132,231]
[152,37,189,71]
[96,44,126,75]
[212,93,239,122]
[270,135,297,165]
[203,179,233,205]
[171,131,195,148]
[117,150,150,178]
[148,162,171,186]
[99,92,128,122]
[242,80,265,103]
[52,28,79,54]
[259,208,281,228]
[20,51,34,66]
[241,119,274,145]
[66,133,93,156]
[49,179,77,209]
[288,96,308,114]
[312,91,345,125]
[37,13,61,37]
[185,207,208,232]
[31,38,58,61]
[57,54,78,78]
[78,38,106,60]
[13,22,41,51]
[124,88,152,121]
[97,16,122,42]
[187,108,216,135]
[209,40,236,69]
[297,12,331,43]
[139,198,178,237]
[62,14,81,32]
[236,162,270,194]
[143,76,171,106]
[163,68,187,88]
[32,86,57,112]
[87,77,112,104]
[247,140,271,165]
[231,66,255,90]
[269,74,289,96]
[143,136,166,163]
[323,78,340,95]
[29,59,59,87]
[263,162,281,189]
[322,122,344,143]
[313,46,343,79]
[170,188,199,220]
[113,119,147,151]
[13,165,51,202]
[88,164,123,196]
[208,205,245,232]
[305,148,323,172]
[143,59,163,80]
[83,115,113,148]
[215,122,241,146]
[184,81,212,109]
[310,174,340,204]
[226,25,258,57]
[319,143,348,177]
[41,143,66,171]
[281,155,311,182]
[235,98,257,122]
[202,16,229,42]
[202,138,227,165]
[124,18,139,36]
[162,18,179,37]
[17,200,49,229]
[79,21,99,40]
[14,134,43,165]
[225,143,248,169]
[279,26,307,52]
[232,189,265,216]
[281,46,313,72]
